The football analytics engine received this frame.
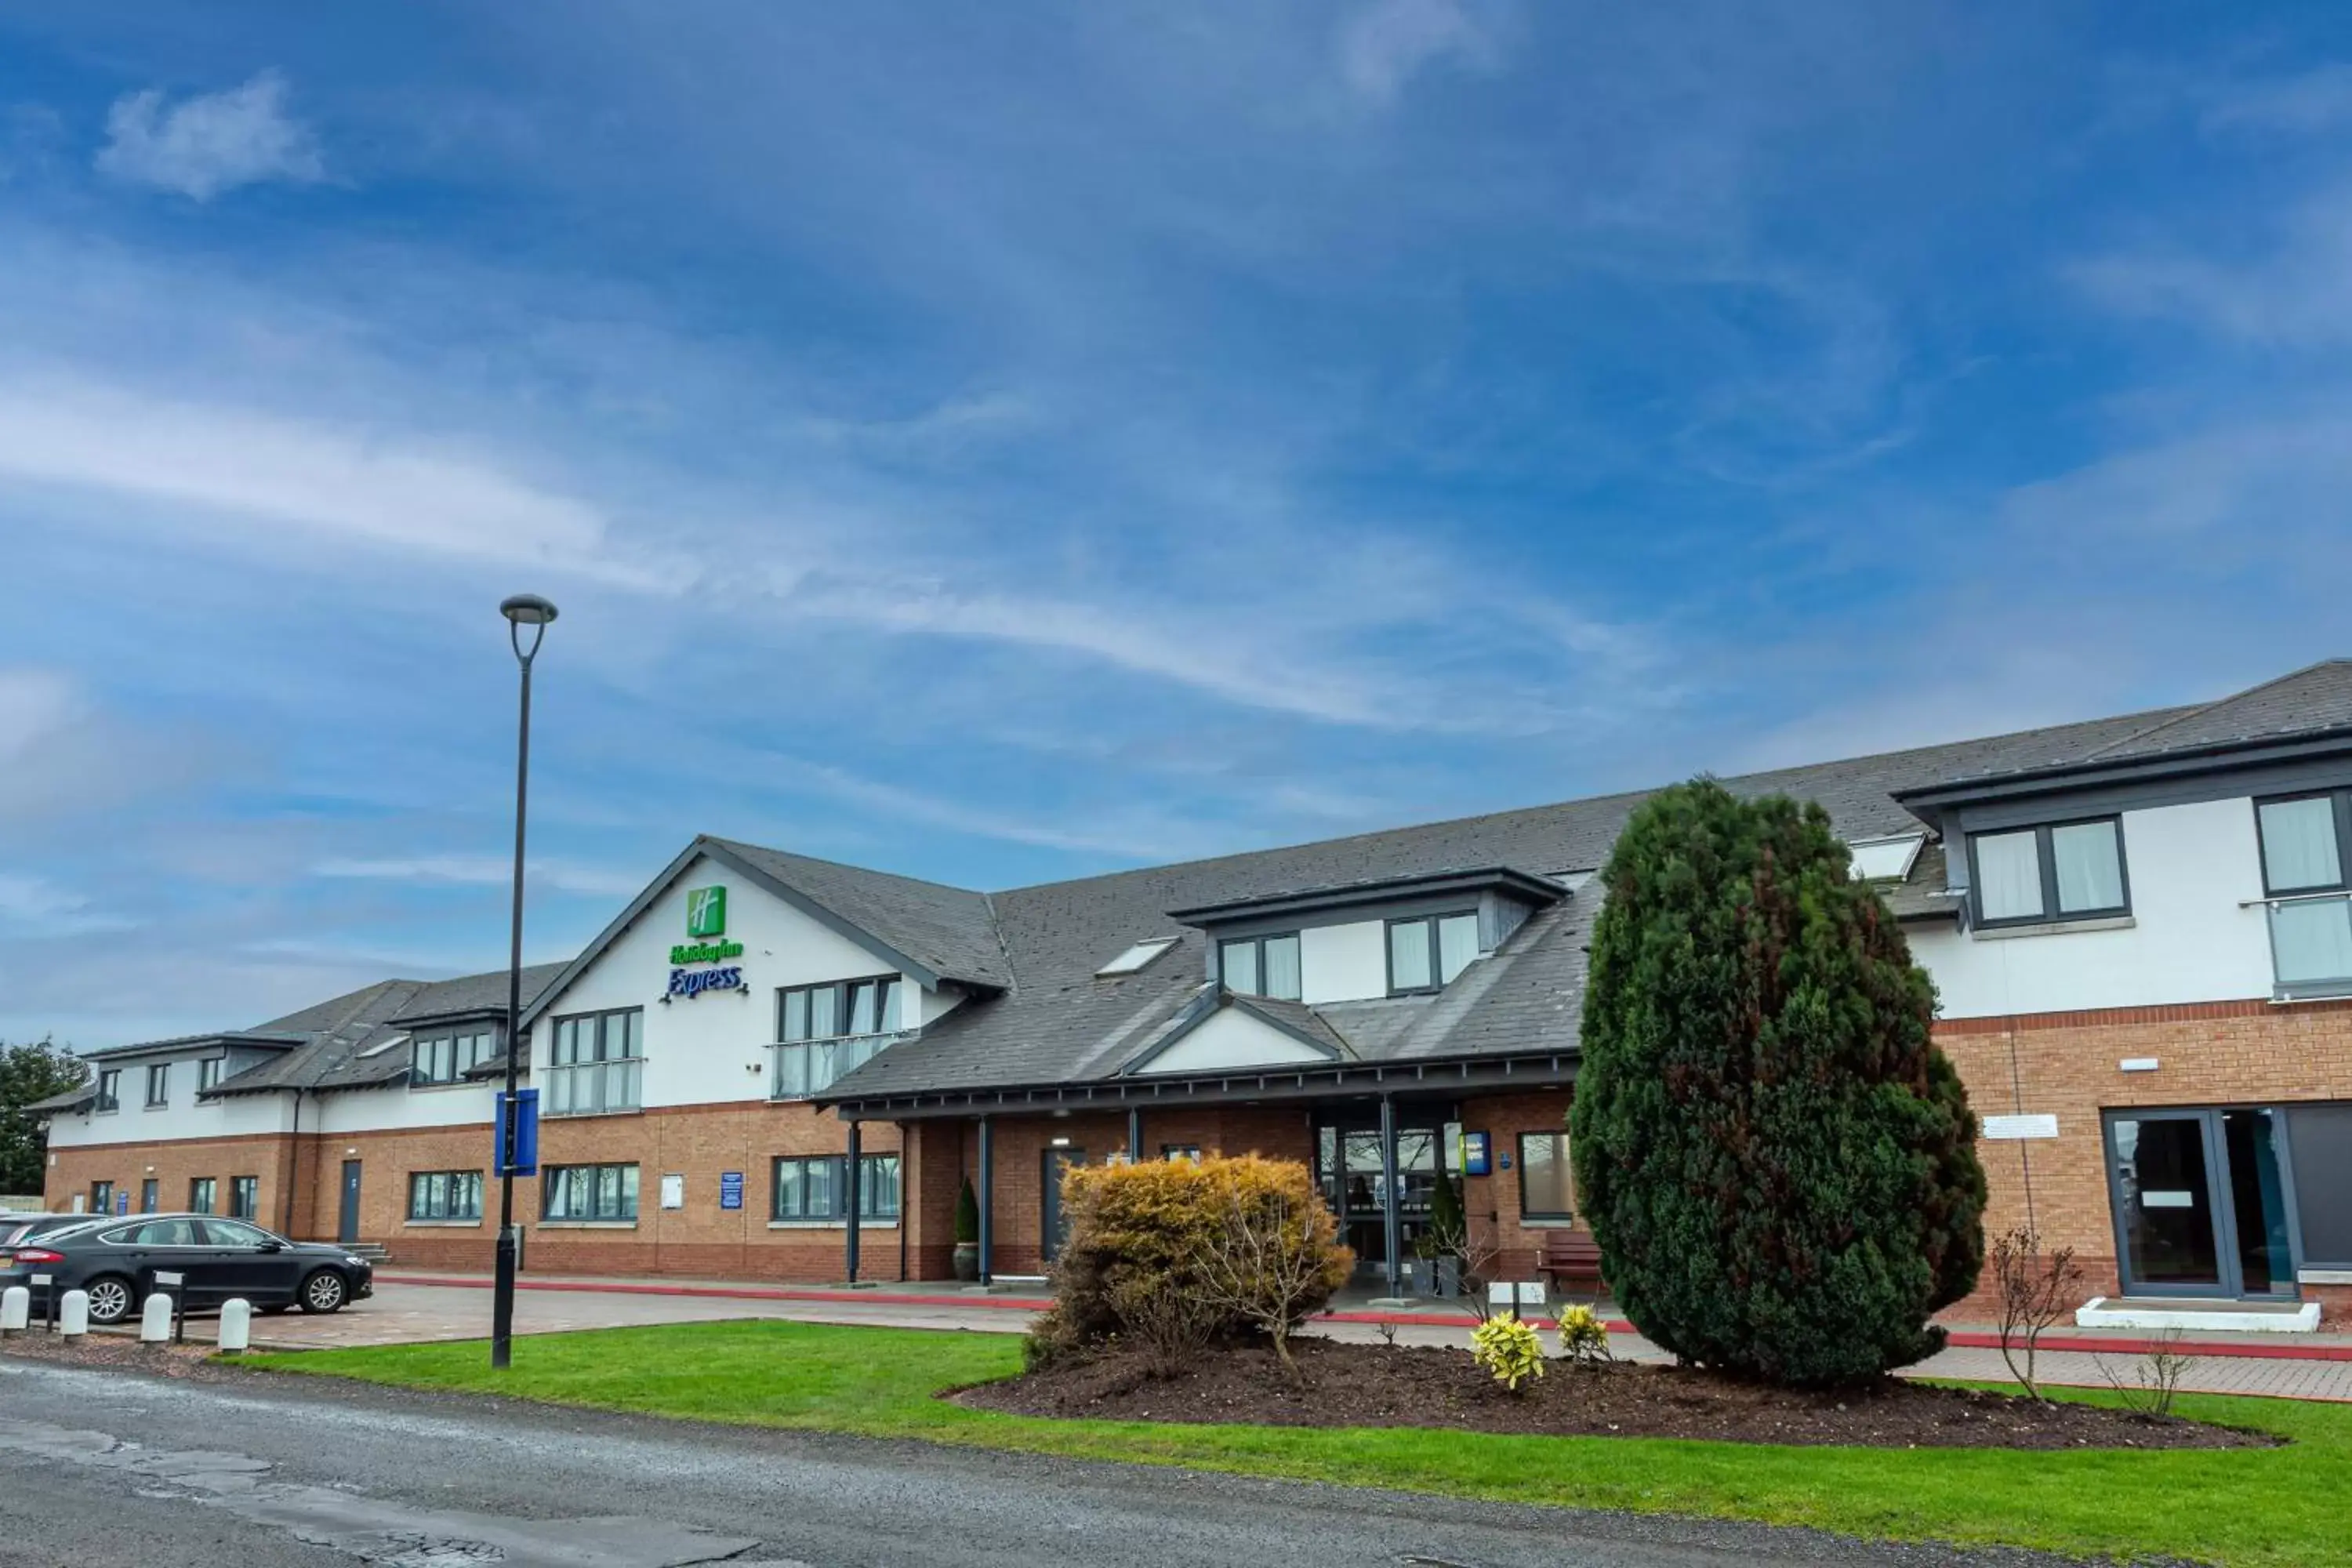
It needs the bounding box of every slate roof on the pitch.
[2083,659,2352,764]
[818,695,2216,1105]
[707,837,1011,989]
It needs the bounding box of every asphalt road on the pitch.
[0,1357,2092,1568]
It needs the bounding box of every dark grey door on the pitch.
[1040,1147,1085,1265]
[338,1160,363,1244]
[2105,1108,2299,1299]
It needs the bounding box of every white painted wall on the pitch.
[45,1047,297,1149]
[1300,920,1388,1005]
[523,852,937,1112]
[1137,1007,1330,1075]
[1915,797,2276,1018]
[317,1080,499,1134]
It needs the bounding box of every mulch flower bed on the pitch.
[956,1338,2274,1450]
[1,1330,220,1377]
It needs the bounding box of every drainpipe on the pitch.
[896,1120,909,1283]
[977,1114,994,1287]
[1127,1105,1144,1164]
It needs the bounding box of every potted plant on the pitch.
[953,1174,981,1282]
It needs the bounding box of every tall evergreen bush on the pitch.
[1570,780,1985,1385]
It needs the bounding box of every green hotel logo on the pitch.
[686,885,728,938]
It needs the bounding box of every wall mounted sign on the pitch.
[719,1171,745,1210]
[686,885,728,938]
[659,1173,685,1210]
[1461,1130,1492,1176]
[669,939,745,964]
[1981,1113,2059,1141]
[668,964,744,999]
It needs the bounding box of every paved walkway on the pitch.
[138,1269,2308,1400]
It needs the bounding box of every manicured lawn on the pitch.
[247,1321,2351,1566]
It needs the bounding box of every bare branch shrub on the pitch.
[2099,1328,2196,1418]
[1192,1182,1352,1380]
[1110,1276,1221,1381]
[1421,1212,1508,1322]
[1990,1225,2082,1403]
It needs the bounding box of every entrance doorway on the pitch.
[2104,1108,2298,1298]
[338,1160,363,1244]
[1040,1145,1085,1265]
[1313,1113,1449,1279]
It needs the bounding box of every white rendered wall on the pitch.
[1137,1007,1330,1075]
[1915,797,2276,1018]
[524,852,933,1111]
[1300,920,1388,1005]
[317,1080,500,1134]
[45,1047,297,1149]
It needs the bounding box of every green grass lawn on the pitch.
[246,1321,2350,1567]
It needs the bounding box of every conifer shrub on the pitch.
[1025,1153,1352,1374]
[1569,779,1986,1386]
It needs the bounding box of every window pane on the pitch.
[1220,938,1259,995]
[862,1155,901,1218]
[1437,913,1480,984]
[809,985,840,1038]
[1389,919,1433,990]
[2272,898,2352,985]
[622,1010,641,1056]
[775,1160,803,1218]
[2052,821,2125,913]
[778,1043,808,1098]
[807,1157,837,1218]
[1975,830,2045,921]
[879,978,902,1033]
[1518,1132,1572,1218]
[782,989,809,1041]
[2261,797,2343,891]
[2288,1104,2352,1268]
[1261,935,1301,1001]
[848,981,878,1036]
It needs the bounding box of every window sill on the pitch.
[766,1219,902,1231]
[1970,914,2135,942]
[535,1220,640,1229]
[2273,985,2352,1006]
[1519,1216,1577,1228]
[540,1108,644,1120]
[402,1218,485,1228]
[2300,1268,2352,1286]
[406,1080,485,1094]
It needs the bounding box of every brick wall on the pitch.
[47,1132,294,1228]
[1458,1091,1574,1279]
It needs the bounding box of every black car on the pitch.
[0,1213,373,1324]
[0,1214,96,1247]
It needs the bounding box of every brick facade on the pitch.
[41,1001,2350,1325]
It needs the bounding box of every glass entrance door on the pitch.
[1315,1119,1443,1278]
[2105,1109,2299,1299]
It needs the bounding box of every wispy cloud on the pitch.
[96,71,324,201]
[1337,0,1491,106]
[312,855,647,900]
[0,872,134,937]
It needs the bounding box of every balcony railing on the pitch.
[771,1031,912,1101]
[543,1056,644,1117]
[2261,889,2352,999]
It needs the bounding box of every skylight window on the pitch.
[1847,834,1926,882]
[1098,938,1178,977]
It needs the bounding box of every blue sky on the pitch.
[3,3,2350,1047]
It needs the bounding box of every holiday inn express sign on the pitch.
[670,884,745,998]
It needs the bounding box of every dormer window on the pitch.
[1388,912,1479,994]
[1969,817,2129,929]
[1218,934,1301,1001]
[412,1028,496,1087]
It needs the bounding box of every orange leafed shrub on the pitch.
[1025,1153,1352,1370]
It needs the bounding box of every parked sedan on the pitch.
[0,1213,373,1324]
[0,1214,98,1247]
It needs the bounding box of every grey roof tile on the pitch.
[706,837,1011,989]
[2083,659,2352,764]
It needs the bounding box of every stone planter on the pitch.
[953,1241,980,1283]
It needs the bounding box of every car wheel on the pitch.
[298,1269,348,1314]
[84,1275,135,1326]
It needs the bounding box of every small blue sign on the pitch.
[114,1190,129,1215]
[1462,1130,1492,1178]
[719,1171,745,1210]
[495,1087,540,1176]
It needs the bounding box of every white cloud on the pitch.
[0,374,647,582]
[0,872,133,936]
[96,71,325,201]
[2200,64,2352,136]
[1338,0,1490,106]
[313,855,646,899]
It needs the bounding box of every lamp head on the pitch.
[500,593,559,626]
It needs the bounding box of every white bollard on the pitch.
[218,1298,252,1355]
[0,1285,27,1334]
[140,1291,173,1345]
[58,1289,89,1338]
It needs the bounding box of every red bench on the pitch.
[1537,1229,1604,1295]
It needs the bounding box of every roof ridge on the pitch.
[2084,658,2352,760]
[703,833,988,898]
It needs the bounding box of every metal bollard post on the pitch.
[153,1270,187,1344]
[32,1273,55,1333]
[218,1298,252,1355]
[58,1289,89,1338]
[139,1292,173,1345]
[0,1285,27,1334]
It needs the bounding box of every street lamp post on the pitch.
[492,592,557,1370]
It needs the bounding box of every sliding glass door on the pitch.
[2104,1108,2300,1300]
